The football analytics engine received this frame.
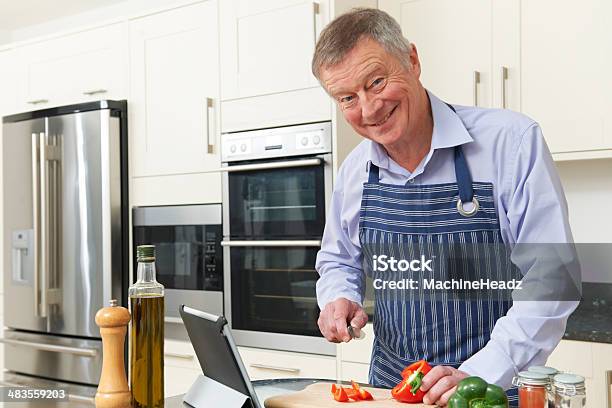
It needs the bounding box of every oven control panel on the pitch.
[222,122,332,162]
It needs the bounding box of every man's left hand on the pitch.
[420,365,469,406]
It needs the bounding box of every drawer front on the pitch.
[238,346,336,380]
[2,330,102,385]
[164,365,201,398]
[164,339,199,370]
[339,324,374,364]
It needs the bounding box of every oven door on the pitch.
[222,241,336,356]
[223,154,331,239]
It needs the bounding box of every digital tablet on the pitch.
[179,305,262,408]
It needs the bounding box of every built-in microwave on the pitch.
[132,204,223,320]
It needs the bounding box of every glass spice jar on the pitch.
[514,371,549,408]
[528,366,559,407]
[552,373,586,408]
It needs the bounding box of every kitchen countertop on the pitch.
[164,378,519,407]
[563,282,612,343]
[164,378,329,407]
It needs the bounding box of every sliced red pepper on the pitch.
[332,386,349,402]
[346,388,361,401]
[350,381,374,401]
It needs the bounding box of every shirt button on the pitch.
[408,178,415,184]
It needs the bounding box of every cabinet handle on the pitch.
[473,71,481,107]
[607,370,612,408]
[27,99,49,105]
[250,363,300,374]
[500,66,508,109]
[205,97,214,154]
[164,351,194,360]
[82,89,107,96]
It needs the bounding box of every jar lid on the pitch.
[553,373,585,385]
[528,366,559,376]
[514,371,549,386]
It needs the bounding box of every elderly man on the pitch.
[312,8,577,406]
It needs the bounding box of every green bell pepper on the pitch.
[447,376,508,408]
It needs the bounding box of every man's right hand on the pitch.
[318,298,368,343]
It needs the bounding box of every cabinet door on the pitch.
[0,49,18,115]
[379,0,492,107]
[130,1,221,181]
[237,346,337,381]
[521,0,612,153]
[15,23,127,111]
[219,0,327,100]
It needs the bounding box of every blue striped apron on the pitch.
[359,119,518,402]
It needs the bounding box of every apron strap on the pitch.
[368,161,380,183]
[454,146,474,203]
[445,103,474,203]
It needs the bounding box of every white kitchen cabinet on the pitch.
[129,1,222,205]
[546,339,612,407]
[520,0,612,155]
[337,324,373,383]
[218,0,333,131]
[219,0,326,100]
[379,0,493,108]
[14,23,128,112]
[238,346,337,381]
[0,49,18,116]
[164,339,201,397]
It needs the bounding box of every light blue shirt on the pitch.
[315,91,578,388]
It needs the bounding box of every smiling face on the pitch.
[319,37,431,152]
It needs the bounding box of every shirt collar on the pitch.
[366,90,474,172]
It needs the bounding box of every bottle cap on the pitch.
[137,245,155,262]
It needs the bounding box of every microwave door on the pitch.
[3,117,48,332]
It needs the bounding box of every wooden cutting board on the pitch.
[264,382,435,408]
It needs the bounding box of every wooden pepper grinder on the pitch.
[95,299,132,408]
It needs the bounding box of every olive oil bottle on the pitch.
[129,245,164,408]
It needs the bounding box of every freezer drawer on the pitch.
[1,372,95,407]
[1,330,102,385]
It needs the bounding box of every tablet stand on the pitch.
[183,375,253,408]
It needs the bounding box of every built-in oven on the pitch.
[221,122,334,356]
[132,204,223,321]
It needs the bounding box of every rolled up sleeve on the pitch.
[315,162,365,310]
[459,123,579,388]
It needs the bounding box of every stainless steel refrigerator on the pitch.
[1,101,129,406]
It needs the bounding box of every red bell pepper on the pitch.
[392,360,432,403]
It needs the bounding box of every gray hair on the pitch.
[311,8,411,80]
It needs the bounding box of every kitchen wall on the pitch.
[557,160,612,244]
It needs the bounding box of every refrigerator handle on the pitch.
[31,133,41,317]
[38,133,62,318]
[39,132,49,318]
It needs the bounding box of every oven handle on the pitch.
[221,240,321,247]
[220,158,321,173]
